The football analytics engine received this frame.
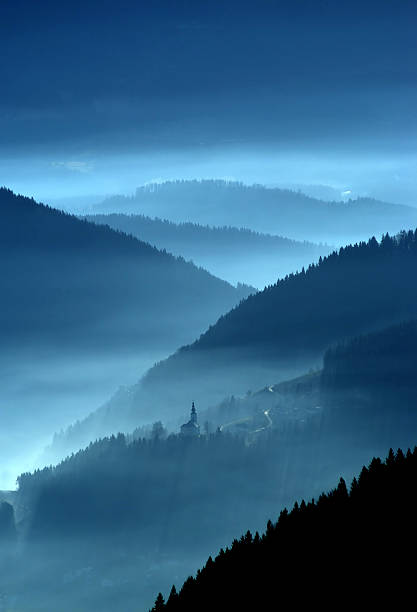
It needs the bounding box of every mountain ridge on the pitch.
[90,179,417,243]
[0,187,251,349]
[83,212,333,287]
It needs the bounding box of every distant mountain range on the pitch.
[83,214,333,288]
[91,180,417,244]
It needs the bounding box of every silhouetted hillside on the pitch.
[92,180,417,243]
[138,230,417,412]
[0,188,249,352]
[151,447,417,611]
[83,213,332,288]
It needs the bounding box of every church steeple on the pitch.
[180,402,200,436]
[190,402,197,424]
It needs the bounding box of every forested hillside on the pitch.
[83,213,332,288]
[139,230,417,413]
[0,188,249,351]
[322,319,417,392]
[151,447,417,610]
[92,180,417,243]
[3,430,335,612]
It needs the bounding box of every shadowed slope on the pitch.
[83,213,332,288]
[0,187,251,351]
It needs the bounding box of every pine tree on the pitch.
[167,585,178,608]
[153,592,165,612]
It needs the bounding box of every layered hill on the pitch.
[91,180,417,244]
[0,188,250,352]
[83,213,332,288]
[138,230,417,413]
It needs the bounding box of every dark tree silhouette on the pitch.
[151,447,417,610]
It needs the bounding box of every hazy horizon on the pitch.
[4,150,417,210]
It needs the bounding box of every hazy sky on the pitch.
[1,0,417,203]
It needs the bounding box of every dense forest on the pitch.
[83,213,332,288]
[9,425,417,610]
[322,318,417,392]
[151,447,417,610]
[92,179,417,244]
[0,430,331,612]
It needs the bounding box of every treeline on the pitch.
[151,446,417,610]
[193,231,417,351]
[83,212,332,288]
[18,423,342,554]
[93,179,417,243]
[84,213,330,253]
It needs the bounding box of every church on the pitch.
[180,402,200,437]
